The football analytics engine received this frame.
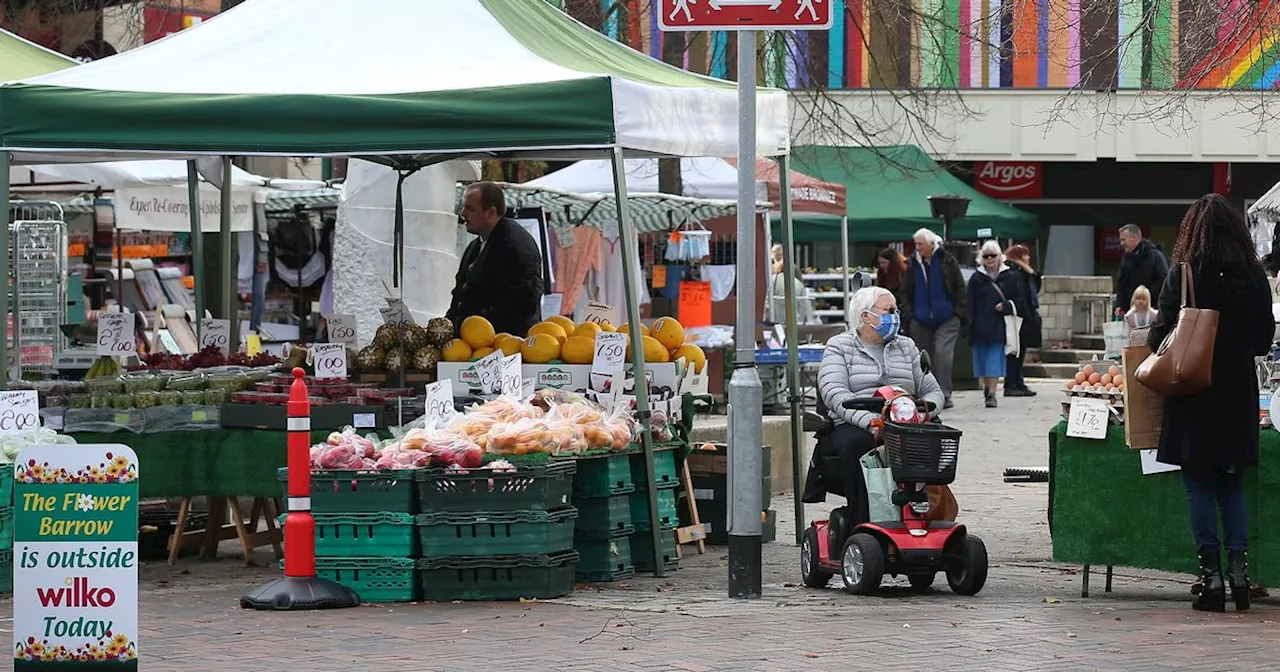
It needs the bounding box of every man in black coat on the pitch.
[447,182,544,337]
[1114,224,1169,316]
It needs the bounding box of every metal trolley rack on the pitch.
[7,200,68,378]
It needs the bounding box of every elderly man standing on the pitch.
[1114,224,1169,318]
[898,228,966,409]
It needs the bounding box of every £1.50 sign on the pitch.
[14,444,139,669]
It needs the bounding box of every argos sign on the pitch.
[973,162,1043,199]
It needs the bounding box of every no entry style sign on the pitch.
[659,0,833,31]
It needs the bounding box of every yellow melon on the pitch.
[521,334,561,364]
[547,315,576,334]
[561,335,595,364]
[528,321,568,344]
[642,336,670,363]
[574,322,603,339]
[598,321,616,332]
[672,344,707,374]
[650,317,685,350]
[459,316,496,349]
[471,347,496,360]
[619,322,650,339]
[493,334,522,356]
[442,338,473,362]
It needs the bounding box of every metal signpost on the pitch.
[659,0,831,600]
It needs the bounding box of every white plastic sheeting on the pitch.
[332,159,479,346]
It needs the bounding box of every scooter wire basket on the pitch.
[882,421,961,485]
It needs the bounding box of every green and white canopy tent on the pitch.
[0,0,798,561]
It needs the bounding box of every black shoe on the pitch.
[1193,548,1226,613]
[943,399,954,410]
[1227,549,1251,611]
[1003,388,1033,397]
[984,391,997,408]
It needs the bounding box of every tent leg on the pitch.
[777,155,804,546]
[763,210,774,322]
[220,156,236,348]
[841,215,849,321]
[609,147,664,578]
[186,161,205,345]
[0,151,9,382]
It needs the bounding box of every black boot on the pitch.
[1226,549,1251,611]
[1193,548,1226,613]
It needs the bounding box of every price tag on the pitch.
[521,377,535,398]
[0,390,40,432]
[474,349,503,395]
[311,342,348,380]
[353,413,376,429]
[592,332,627,374]
[423,379,456,427]
[584,301,616,326]
[652,265,667,289]
[96,312,136,356]
[245,334,262,356]
[1066,397,1109,440]
[326,314,358,346]
[381,297,414,325]
[541,293,564,320]
[113,413,130,425]
[191,410,209,423]
[500,353,523,397]
[199,318,231,354]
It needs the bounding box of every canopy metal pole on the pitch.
[764,209,774,322]
[609,146,665,578]
[841,214,850,322]
[777,155,804,545]
[186,161,206,344]
[0,151,10,382]
[220,156,235,347]
[728,29,763,600]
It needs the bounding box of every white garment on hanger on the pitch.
[702,265,736,301]
[600,233,650,321]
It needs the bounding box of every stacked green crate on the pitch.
[628,447,680,573]
[0,464,11,593]
[569,453,636,582]
[678,444,777,544]
[415,461,579,600]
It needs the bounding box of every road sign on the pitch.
[658,0,832,31]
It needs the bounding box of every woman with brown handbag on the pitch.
[1148,194,1274,613]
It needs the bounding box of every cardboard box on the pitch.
[436,362,681,397]
[1122,345,1164,449]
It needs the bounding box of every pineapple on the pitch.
[400,324,428,350]
[425,317,454,347]
[412,346,441,374]
[383,347,405,373]
[374,323,399,349]
[357,345,385,371]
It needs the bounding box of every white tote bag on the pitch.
[1004,303,1023,356]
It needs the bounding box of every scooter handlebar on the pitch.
[841,398,886,412]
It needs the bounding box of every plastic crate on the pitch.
[631,531,679,573]
[0,507,12,550]
[314,556,418,603]
[0,464,11,507]
[572,494,633,539]
[574,536,635,582]
[417,551,579,601]
[630,449,679,489]
[416,507,577,558]
[306,512,417,558]
[415,461,575,513]
[0,549,10,593]
[571,454,635,498]
[630,488,678,532]
[279,468,418,514]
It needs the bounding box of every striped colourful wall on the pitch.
[581,0,1280,90]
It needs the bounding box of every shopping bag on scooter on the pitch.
[860,448,900,523]
[925,485,958,522]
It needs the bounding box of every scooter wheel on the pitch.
[800,526,833,588]
[908,573,936,590]
[946,533,989,596]
[840,533,884,595]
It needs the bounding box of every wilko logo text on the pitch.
[37,577,116,608]
[973,162,1042,199]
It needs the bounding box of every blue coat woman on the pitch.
[966,241,1013,407]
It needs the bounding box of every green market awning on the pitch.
[780,145,1039,243]
[0,0,789,162]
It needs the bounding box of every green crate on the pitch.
[630,488,678,532]
[630,449,679,489]
[572,454,634,498]
[314,556,418,603]
[417,551,578,601]
[415,461,575,513]
[416,507,577,558]
[308,512,417,558]
[0,464,11,507]
[0,507,11,550]
[574,536,635,582]
[631,531,679,573]
[280,468,418,514]
[0,548,10,593]
[572,494,633,539]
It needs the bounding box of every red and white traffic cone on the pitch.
[241,367,360,611]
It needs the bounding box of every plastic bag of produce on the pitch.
[485,418,557,456]
[424,434,483,468]
[0,427,76,464]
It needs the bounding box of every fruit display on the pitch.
[85,356,122,379]
[353,319,447,378]
[129,346,280,372]
[1064,362,1125,397]
[459,315,496,349]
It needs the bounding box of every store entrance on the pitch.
[1014,200,1193,277]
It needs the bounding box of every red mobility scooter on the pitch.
[800,385,988,595]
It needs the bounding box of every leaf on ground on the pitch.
[1066,632,1077,639]
[1043,597,1061,603]
[802,653,819,658]
[519,597,537,604]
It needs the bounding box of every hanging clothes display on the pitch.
[702,265,736,301]
[600,230,650,318]
[553,226,602,313]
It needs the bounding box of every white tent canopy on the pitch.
[527,157,770,203]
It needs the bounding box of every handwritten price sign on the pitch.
[500,353,523,397]
[474,350,503,395]
[1066,397,1109,440]
[311,342,348,380]
[584,301,616,327]
[591,331,627,374]
[423,379,457,427]
[0,390,39,432]
[96,312,136,357]
[380,298,415,326]
[199,318,231,354]
[326,314,358,346]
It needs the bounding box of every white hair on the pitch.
[980,239,1003,262]
[850,286,893,323]
[913,228,943,246]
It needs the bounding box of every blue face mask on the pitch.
[868,311,901,342]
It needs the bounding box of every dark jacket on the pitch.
[997,261,1043,349]
[1149,262,1273,470]
[446,218,544,337]
[966,270,1013,345]
[899,248,967,328]
[1116,240,1169,312]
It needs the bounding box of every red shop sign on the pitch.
[973,162,1043,199]
[1097,225,1149,263]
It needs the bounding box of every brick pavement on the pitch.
[3,381,1278,671]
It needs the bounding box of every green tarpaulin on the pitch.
[777,145,1039,243]
[0,29,75,82]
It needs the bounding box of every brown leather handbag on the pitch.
[1135,263,1218,396]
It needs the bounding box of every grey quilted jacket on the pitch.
[818,333,945,430]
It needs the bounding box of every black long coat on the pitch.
[1149,263,1273,470]
[966,271,1013,345]
[446,218,544,337]
[997,263,1043,350]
